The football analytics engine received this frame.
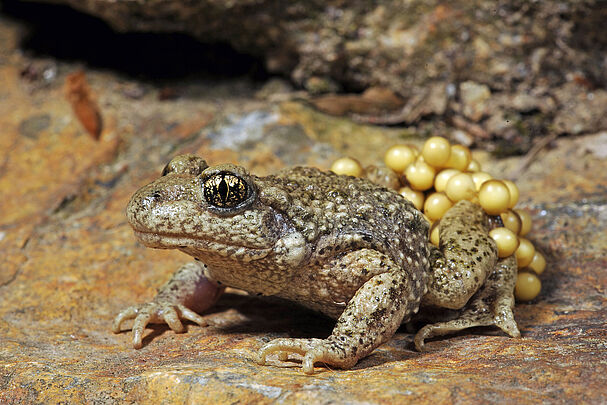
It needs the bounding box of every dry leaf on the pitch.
[311,86,404,117]
[65,71,103,139]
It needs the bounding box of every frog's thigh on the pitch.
[414,255,520,351]
[260,249,426,373]
[423,200,498,309]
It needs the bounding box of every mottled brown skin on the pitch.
[113,154,520,374]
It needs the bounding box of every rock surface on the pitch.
[1,10,607,404]
[13,0,607,152]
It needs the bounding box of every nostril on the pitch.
[161,163,171,176]
[151,191,162,200]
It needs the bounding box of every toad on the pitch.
[113,154,520,373]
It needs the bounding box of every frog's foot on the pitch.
[112,301,207,349]
[492,299,521,339]
[415,256,520,351]
[258,338,358,374]
[414,305,520,351]
[414,314,491,352]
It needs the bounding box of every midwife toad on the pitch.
[114,154,520,373]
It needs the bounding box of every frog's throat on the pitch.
[132,230,274,261]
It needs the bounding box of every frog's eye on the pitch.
[203,173,248,209]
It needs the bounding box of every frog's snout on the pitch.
[126,176,200,233]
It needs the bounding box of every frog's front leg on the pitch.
[113,261,225,348]
[258,250,426,374]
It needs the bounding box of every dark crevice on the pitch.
[0,0,270,82]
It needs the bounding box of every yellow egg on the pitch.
[424,192,453,221]
[516,209,532,236]
[445,173,476,202]
[429,222,440,246]
[471,171,493,191]
[422,136,451,168]
[405,159,436,191]
[398,186,425,211]
[330,157,363,177]
[500,209,522,235]
[479,180,511,215]
[384,145,417,173]
[434,169,460,193]
[466,159,481,172]
[445,144,472,171]
[528,251,546,275]
[515,271,541,301]
[502,179,520,208]
[489,227,519,258]
[515,237,536,268]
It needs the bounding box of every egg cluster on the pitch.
[331,136,544,301]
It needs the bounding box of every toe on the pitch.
[112,306,137,333]
[162,307,185,333]
[303,352,319,374]
[258,338,315,365]
[178,305,208,326]
[132,312,152,349]
[414,326,431,351]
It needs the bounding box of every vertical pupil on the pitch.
[204,173,248,208]
[218,177,229,203]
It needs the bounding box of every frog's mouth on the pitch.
[132,230,274,261]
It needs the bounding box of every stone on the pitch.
[1,11,607,404]
[10,0,607,141]
[459,81,491,122]
[553,83,607,135]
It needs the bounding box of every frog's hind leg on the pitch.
[414,255,520,351]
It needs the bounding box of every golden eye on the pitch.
[203,173,248,208]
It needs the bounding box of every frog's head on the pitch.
[126,154,297,263]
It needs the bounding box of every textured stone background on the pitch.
[15,0,607,154]
[1,3,606,404]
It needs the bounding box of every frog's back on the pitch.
[262,167,430,269]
